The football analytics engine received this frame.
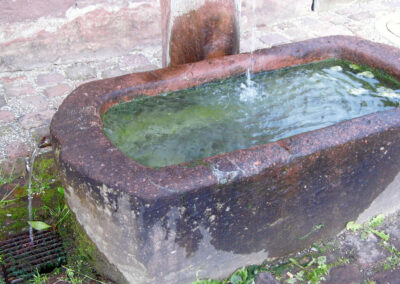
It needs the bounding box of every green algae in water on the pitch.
[102,60,400,168]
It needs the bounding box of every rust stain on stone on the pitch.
[169,0,239,66]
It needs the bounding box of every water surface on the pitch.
[103,60,400,168]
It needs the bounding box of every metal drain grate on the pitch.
[0,230,66,283]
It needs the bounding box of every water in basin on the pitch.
[102,59,400,168]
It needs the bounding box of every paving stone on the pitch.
[121,54,152,69]
[325,264,363,284]
[259,33,290,46]
[19,110,55,130]
[19,95,49,111]
[101,68,128,79]
[36,72,65,86]
[3,82,35,98]
[44,84,72,98]
[66,63,97,81]
[0,111,14,123]
[5,141,30,159]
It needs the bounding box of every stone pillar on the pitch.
[161,0,240,67]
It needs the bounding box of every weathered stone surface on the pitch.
[326,264,363,284]
[66,64,97,81]
[0,0,74,24]
[36,73,65,86]
[0,111,14,123]
[20,110,55,130]
[372,270,400,283]
[255,272,279,284]
[51,36,400,283]
[44,84,72,98]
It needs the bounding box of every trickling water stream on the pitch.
[242,0,257,102]
[24,146,39,243]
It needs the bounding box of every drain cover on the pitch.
[0,230,66,283]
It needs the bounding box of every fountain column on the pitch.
[161,0,240,67]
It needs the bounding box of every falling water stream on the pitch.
[241,0,258,102]
[25,146,39,243]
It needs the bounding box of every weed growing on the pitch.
[346,214,400,272]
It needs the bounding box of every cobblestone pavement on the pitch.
[1,0,400,172]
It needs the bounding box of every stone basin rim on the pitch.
[50,35,400,202]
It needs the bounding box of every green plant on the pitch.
[64,265,107,284]
[381,242,400,271]
[0,166,15,187]
[286,256,349,284]
[346,214,389,241]
[0,166,17,208]
[30,269,48,284]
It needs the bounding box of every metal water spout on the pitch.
[38,136,52,148]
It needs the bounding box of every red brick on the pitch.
[44,84,72,98]
[0,0,74,24]
[0,111,14,123]
[36,72,65,86]
[19,110,55,129]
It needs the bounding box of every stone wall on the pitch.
[0,0,376,173]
